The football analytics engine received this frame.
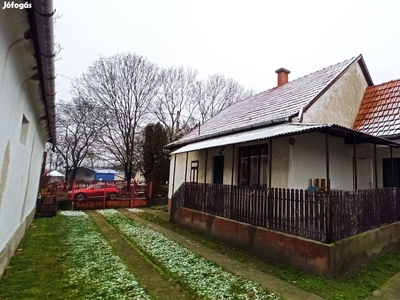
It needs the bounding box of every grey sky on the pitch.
[54,0,400,102]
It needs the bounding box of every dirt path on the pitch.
[86,211,195,300]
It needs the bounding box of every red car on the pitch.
[68,183,119,201]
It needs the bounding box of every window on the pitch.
[190,161,199,183]
[19,115,29,145]
[238,144,268,186]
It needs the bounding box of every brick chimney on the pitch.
[275,68,290,87]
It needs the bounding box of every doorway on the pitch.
[213,156,224,184]
[356,158,373,189]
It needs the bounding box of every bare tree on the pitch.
[55,98,105,182]
[72,53,159,189]
[152,66,198,142]
[196,73,254,123]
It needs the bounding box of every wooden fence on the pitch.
[171,182,400,243]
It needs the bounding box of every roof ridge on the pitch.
[368,78,400,88]
[282,55,358,87]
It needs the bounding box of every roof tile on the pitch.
[354,79,400,137]
[172,56,359,146]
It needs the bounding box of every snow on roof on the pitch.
[168,55,365,148]
[49,170,64,177]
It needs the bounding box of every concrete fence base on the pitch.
[171,207,400,277]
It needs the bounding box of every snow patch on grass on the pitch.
[59,210,88,217]
[127,208,144,213]
[99,209,281,300]
[59,211,152,299]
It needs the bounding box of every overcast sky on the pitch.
[54,0,400,102]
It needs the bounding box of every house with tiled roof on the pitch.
[164,54,400,277]
[166,54,398,194]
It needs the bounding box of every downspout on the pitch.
[28,0,57,145]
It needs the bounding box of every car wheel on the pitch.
[108,192,117,200]
[75,193,85,201]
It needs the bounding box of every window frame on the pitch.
[238,143,268,187]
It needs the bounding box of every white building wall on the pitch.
[302,62,368,128]
[0,8,48,275]
[287,132,353,190]
[169,132,360,198]
[271,137,290,188]
[168,145,238,198]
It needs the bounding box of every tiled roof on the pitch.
[353,80,400,137]
[168,56,361,148]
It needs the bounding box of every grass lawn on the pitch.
[137,210,400,300]
[2,208,400,300]
[0,211,151,300]
[0,215,68,299]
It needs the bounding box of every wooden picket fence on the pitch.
[171,182,400,243]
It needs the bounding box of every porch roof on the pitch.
[171,123,400,154]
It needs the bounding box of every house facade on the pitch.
[0,0,56,277]
[165,55,400,276]
[166,55,400,198]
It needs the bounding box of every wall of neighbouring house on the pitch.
[287,132,354,190]
[301,61,369,128]
[0,9,49,277]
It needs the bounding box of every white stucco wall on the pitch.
[271,137,290,188]
[168,131,358,198]
[0,7,48,269]
[287,132,353,190]
[302,61,368,128]
[168,145,238,198]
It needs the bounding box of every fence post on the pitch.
[103,181,106,209]
[130,182,136,208]
[71,180,76,211]
[325,192,334,243]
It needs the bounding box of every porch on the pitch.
[171,182,400,277]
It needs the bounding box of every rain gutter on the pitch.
[27,0,56,145]
[164,117,289,151]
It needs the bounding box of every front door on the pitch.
[213,156,224,184]
[357,158,373,189]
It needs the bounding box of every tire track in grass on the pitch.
[86,210,197,300]
[99,209,281,300]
